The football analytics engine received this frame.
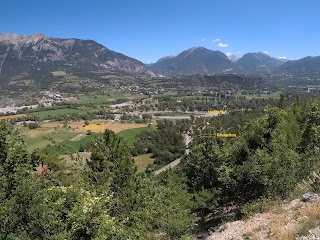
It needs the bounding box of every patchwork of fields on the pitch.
[0,91,156,172]
[18,120,150,153]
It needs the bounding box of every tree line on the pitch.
[0,122,195,239]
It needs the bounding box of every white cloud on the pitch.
[237,51,241,54]
[218,43,228,47]
[212,38,221,42]
[225,52,232,57]
[202,38,206,41]
[263,51,268,54]
[278,56,287,59]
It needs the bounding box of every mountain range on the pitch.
[150,48,320,75]
[150,47,238,75]
[0,33,320,85]
[0,33,155,84]
[277,56,320,74]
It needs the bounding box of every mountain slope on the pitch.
[236,52,284,73]
[151,47,238,75]
[226,52,240,62]
[0,33,155,83]
[277,56,320,73]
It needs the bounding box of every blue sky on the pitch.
[1,0,319,63]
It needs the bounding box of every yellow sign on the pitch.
[84,125,105,131]
[207,110,227,114]
[216,133,236,138]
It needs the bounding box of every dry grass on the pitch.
[249,232,261,240]
[296,202,320,236]
[21,128,55,138]
[42,120,147,133]
[0,114,27,120]
[133,153,154,173]
[245,227,263,240]
[61,152,154,174]
[244,200,320,240]
[60,152,91,165]
[292,170,320,200]
[269,215,295,240]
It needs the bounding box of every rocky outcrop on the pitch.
[204,194,320,240]
[303,192,319,203]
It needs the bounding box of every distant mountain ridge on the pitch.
[226,53,240,62]
[152,48,320,76]
[236,52,284,73]
[155,55,177,63]
[277,56,320,73]
[1,32,320,82]
[150,47,239,75]
[0,33,156,82]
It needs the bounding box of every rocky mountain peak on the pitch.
[28,32,47,42]
[186,46,204,52]
[151,46,237,75]
[236,52,284,73]
[0,33,156,80]
[0,32,48,45]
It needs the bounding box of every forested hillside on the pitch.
[0,124,195,239]
[180,97,320,210]
[1,97,320,239]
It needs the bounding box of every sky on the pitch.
[1,0,320,63]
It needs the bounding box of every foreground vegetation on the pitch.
[1,95,320,239]
[0,122,195,239]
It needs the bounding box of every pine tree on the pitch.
[278,93,286,109]
[86,129,135,188]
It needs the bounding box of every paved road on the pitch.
[154,133,192,175]
[154,158,182,175]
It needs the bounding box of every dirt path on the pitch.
[154,158,182,175]
[69,133,86,141]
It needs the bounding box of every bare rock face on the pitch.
[0,33,155,79]
[303,192,319,203]
[0,33,45,44]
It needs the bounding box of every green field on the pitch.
[71,91,147,105]
[133,153,154,173]
[51,133,104,154]
[20,120,153,154]
[30,108,81,118]
[24,129,80,151]
[48,126,153,154]
[61,152,154,174]
[45,127,153,154]
[118,126,154,143]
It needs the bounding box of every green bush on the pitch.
[28,122,40,129]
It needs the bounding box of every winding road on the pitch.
[154,133,192,175]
